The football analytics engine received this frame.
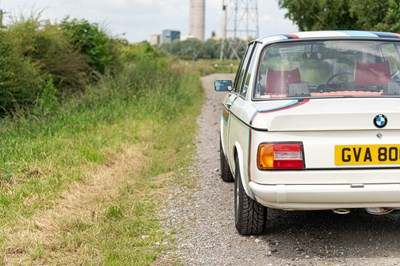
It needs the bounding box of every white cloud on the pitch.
[101,0,129,8]
[133,0,156,6]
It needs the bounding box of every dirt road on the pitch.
[160,73,400,265]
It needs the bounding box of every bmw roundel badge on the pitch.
[373,114,387,128]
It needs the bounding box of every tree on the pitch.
[278,0,400,32]
[159,38,246,60]
[351,0,400,32]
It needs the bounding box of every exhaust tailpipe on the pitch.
[332,208,350,215]
[365,207,394,215]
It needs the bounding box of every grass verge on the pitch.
[0,63,203,265]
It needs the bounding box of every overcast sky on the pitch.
[2,0,298,43]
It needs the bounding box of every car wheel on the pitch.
[220,139,234,182]
[234,156,267,235]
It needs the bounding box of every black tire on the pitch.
[234,156,267,235]
[220,139,234,182]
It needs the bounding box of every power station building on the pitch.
[149,0,205,44]
[161,30,181,43]
[189,0,205,41]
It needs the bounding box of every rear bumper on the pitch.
[249,182,400,210]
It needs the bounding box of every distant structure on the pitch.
[149,34,161,46]
[161,30,181,44]
[189,0,205,41]
[220,0,259,59]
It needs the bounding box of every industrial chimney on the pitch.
[189,0,205,41]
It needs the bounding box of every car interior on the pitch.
[255,40,400,99]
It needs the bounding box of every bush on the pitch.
[0,29,42,112]
[6,16,90,96]
[159,38,247,60]
[121,41,166,64]
[0,15,95,113]
[160,38,220,60]
[33,77,59,116]
[0,15,186,115]
[115,42,170,95]
[61,17,122,77]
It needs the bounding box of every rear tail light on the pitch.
[257,143,304,170]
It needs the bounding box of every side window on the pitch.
[234,43,254,95]
[241,47,257,97]
[381,43,400,76]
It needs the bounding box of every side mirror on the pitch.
[214,80,233,92]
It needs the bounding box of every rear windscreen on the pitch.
[254,40,400,99]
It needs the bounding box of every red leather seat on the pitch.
[265,68,301,95]
[354,61,391,87]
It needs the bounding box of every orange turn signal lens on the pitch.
[257,143,304,170]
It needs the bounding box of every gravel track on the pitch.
[160,73,400,266]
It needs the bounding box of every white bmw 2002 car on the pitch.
[215,31,400,235]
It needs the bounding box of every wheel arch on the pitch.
[233,142,253,198]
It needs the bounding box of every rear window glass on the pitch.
[254,40,400,99]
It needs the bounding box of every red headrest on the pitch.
[354,61,391,87]
[265,68,301,95]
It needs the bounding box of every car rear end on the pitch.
[249,34,400,214]
[249,98,400,212]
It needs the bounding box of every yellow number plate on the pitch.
[335,144,400,165]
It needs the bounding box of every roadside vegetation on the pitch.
[0,15,203,264]
[160,37,247,61]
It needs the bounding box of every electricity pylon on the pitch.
[220,0,259,60]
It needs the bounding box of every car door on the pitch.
[223,42,256,168]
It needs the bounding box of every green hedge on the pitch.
[0,16,124,114]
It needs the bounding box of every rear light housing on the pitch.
[257,142,304,170]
